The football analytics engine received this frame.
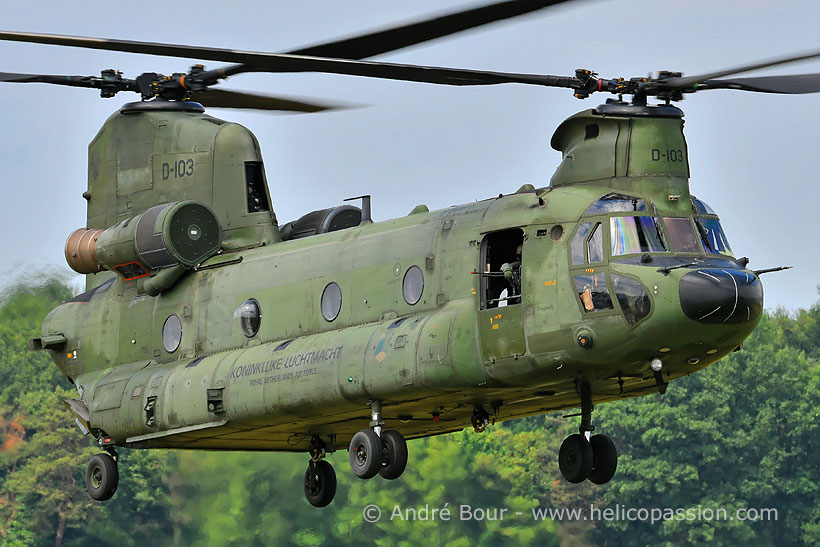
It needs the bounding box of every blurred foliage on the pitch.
[0,278,817,545]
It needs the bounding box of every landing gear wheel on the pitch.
[304,460,336,507]
[85,452,119,501]
[558,433,593,483]
[588,434,618,485]
[349,429,383,479]
[379,430,408,480]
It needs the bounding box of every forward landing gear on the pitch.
[85,450,119,501]
[558,382,618,485]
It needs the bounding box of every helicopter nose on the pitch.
[679,268,763,324]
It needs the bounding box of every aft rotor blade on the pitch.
[1,71,98,87]
[287,0,577,59]
[697,73,820,94]
[0,31,574,88]
[663,48,820,89]
[195,88,346,112]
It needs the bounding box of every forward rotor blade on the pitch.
[697,73,820,94]
[194,88,346,112]
[663,48,820,89]
[0,31,573,88]
[287,0,576,59]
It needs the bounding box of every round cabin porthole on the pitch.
[162,314,182,353]
[234,298,261,338]
[321,282,342,322]
[403,265,424,305]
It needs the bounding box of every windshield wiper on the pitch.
[657,260,702,276]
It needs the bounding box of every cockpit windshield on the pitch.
[692,197,716,215]
[663,218,701,253]
[691,196,734,256]
[579,194,735,262]
[696,217,733,256]
[610,216,667,256]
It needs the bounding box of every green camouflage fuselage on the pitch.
[39,102,762,452]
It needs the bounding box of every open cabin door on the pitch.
[478,229,526,361]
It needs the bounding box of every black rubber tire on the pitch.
[588,434,618,485]
[348,429,383,479]
[379,430,408,480]
[558,433,593,483]
[85,453,119,501]
[304,460,337,507]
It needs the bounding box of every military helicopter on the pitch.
[1,0,813,508]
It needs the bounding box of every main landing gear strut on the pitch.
[348,400,409,481]
[558,382,618,484]
[303,400,409,508]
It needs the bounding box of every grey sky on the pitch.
[1,0,818,310]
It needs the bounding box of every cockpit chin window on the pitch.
[612,275,651,326]
[574,273,613,313]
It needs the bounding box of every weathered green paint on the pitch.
[39,103,763,453]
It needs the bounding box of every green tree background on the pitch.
[0,278,817,545]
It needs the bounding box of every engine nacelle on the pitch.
[65,200,222,279]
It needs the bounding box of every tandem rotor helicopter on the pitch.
[1,0,814,507]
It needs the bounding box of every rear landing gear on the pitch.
[304,460,336,508]
[85,451,118,501]
[304,435,337,508]
[558,382,618,485]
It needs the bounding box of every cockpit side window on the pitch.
[571,222,594,265]
[588,223,603,263]
[571,222,605,266]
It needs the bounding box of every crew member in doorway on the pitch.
[500,244,522,305]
